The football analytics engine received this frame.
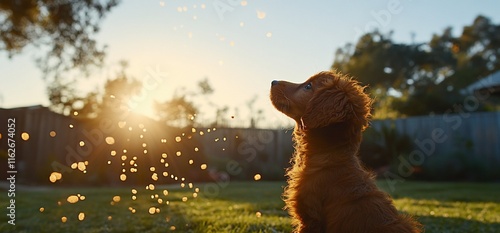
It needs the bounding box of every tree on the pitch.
[213,105,230,127]
[332,15,500,117]
[155,95,197,128]
[154,79,213,128]
[246,95,264,128]
[198,78,214,95]
[0,0,120,79]
[47,60,143,118]
[154,78,245,128]
[99,61,142,117]
[332,31,423,91]
[47,78,90,116]
[444,15,500,89]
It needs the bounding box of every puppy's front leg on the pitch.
[294,193,324,233]
[295,218,324,233]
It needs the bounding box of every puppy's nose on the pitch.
[271,80,279,86]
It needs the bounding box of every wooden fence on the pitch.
[371,111,500,163]
[0,106,213,185]
[0,106,294,185]
[1,106,499,184]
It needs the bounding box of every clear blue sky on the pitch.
[1,0,500,127]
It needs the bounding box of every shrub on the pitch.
[360,123,413,169]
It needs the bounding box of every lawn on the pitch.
[1,181,499,233]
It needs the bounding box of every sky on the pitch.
[1,0,500,128]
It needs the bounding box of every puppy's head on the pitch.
[270,71,372,131]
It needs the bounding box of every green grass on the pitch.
[1,181,499,232]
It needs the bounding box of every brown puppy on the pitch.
[270,71,422,233]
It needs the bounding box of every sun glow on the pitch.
[123,73,171,119]
[127,98,157,118]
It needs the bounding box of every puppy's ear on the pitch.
[301,89,351,129]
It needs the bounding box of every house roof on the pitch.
[0,105,46,111]
[461,70,500,95]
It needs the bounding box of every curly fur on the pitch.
[270,71,422,233]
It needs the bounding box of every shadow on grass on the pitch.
[417,215,500,233]
[376,180,500,203]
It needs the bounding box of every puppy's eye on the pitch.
[304,83,312,90]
